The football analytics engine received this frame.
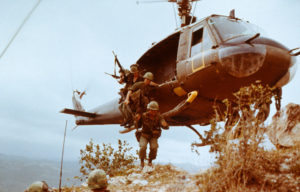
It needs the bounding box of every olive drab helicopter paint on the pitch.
[61,0,300,136]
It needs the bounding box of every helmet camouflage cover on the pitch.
[147,101,159,110]
[28,181,48,192]
[143,72,154,81]
[87,169,108,190]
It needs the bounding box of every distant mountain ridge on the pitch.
[0,154,80,192]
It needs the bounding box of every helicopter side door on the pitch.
[176,27,191,82]
[190,25,205,73]
[176,22,215,81]
[186,24,215,75]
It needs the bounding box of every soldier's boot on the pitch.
[120,119,127,126]
[125,120,134,128]
[140,159,145,168]
[148,159,152,167]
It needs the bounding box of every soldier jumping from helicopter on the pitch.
[123,72,158,129]
[137,101,169,168]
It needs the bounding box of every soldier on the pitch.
[118,69,130,86]
[119,64,143,127]
[119,64,143,102]
[87,169,110,192]
[127,64,143,87]
[124,72,158,128]
[118,69,131,105]
[137,101,169,168]
[25,181,50,192]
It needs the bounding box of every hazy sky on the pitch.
[0,0,299,167]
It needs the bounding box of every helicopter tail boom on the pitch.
[60,108,98,118]
[61,96,123,126]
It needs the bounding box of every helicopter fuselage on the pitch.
[136,15,296,125]
[64,15,297,126]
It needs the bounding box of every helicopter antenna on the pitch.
[59,120,68,192]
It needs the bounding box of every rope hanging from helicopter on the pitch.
[0,0,42,60]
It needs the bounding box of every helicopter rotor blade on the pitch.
[136,0,201,5]
[137,0,169,5]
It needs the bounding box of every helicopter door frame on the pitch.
[190,25,204,58]
[190,24,205,73]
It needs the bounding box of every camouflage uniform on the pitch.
[119,64,142,101]
[128,81,154,115]
[123,73,143,95]
[138,101,169,164]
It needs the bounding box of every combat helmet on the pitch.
[28,181,48,192]
[147,101,159,111]
[130,64,138,73]
[143,72,154,81]
[87,169,108,190]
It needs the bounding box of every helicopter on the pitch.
[61,0,299,137]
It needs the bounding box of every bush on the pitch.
[194,84,300,191]
[79,139,137,179]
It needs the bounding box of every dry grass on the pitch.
[194,84,300,192]
[196,142,300,191]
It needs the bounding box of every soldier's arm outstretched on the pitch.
[160,117,169,130]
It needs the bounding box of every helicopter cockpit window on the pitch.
[190,27,203,57]
[209,16,261,42]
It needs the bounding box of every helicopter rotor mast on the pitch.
[168,0,200,27]
[138,0,201,27]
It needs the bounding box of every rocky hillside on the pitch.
[56,152,299,192]
[0,154,203,192]
[5,103,300,192]
[56,164,203,192]
[56,103,300,192]
[267,103,300,147]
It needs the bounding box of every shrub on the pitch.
[79,139,137,179]
[194,84,299,191]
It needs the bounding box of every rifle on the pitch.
[105,72,120,79]
[112,51,125,74]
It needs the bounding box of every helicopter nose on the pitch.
[219,44,267,78]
